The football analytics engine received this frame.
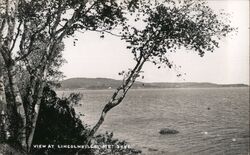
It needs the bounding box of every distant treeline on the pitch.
[58,78,249,90]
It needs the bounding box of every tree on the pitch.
[87,0,235,142]
[0,56,8,141]
[0,0,129,152]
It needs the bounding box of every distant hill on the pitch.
[60,78,143,90]
[59,77,249,90]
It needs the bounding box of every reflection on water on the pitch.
[59,88,249,155]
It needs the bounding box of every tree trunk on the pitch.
[26,35,67,151]
[24,75,36,142]
[6,64,27,150]
[26,78,46,152]
[0,66,8,141]
[26,59,49,152]
[86,57,146,143]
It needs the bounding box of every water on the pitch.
[59,88,249,155]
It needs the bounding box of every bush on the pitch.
[31,86,92,154]
[93,132,142,155]
[31,86,141,155]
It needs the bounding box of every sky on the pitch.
[61,0,249,85]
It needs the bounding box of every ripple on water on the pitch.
[66,88,249,155]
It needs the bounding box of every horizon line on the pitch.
[61,76,249,86]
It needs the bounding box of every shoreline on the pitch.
[56,86,249,92]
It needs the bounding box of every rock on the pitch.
[148,148,158,151]
[131,149,142,154]
[159,128,179,135]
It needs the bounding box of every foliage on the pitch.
[93,132,141,155]
[31,86,90,154]
[121,0,235,67]
[88,0,235,140]
[31,86,140,155]
[1,0,130,150]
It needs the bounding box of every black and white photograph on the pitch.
[0,0,249,154]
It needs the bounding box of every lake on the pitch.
[59,88,249,155]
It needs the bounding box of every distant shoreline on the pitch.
[58,77,249,91]
[57,86,249,91]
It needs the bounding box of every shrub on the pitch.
[31,86,92,154]
[31,86,141,155]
